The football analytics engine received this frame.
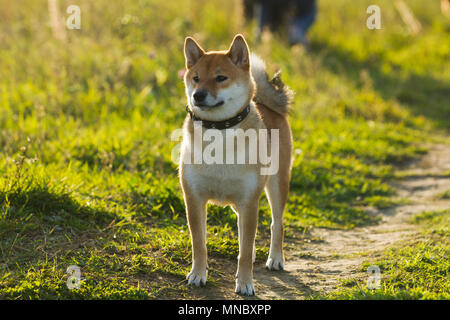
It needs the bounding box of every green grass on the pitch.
[359,195,410,209]
[436,189,450,200]
[321,209,450,299]
[0,0,449,299]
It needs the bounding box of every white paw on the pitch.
[235,278,255,296]
[266,256,284,271]
[186,269,207,286]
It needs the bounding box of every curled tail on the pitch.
[250,53,294,116]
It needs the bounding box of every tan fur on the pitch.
[188,53,252,100]
[251,54,294,116]
[180,34,293,296]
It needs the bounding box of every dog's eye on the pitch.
[193,76,199,83]
[216,75,228,82]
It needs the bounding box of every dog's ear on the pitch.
[227,34,250,69]
[184,37,205,69]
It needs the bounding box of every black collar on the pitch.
[186,104,251,130]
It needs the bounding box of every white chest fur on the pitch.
[180,121,268,205]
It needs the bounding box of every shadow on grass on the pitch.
[0,184,117,232]
[311,40,450,130]
[178,258,319,300]
[253,265,319,299]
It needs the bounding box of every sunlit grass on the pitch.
[0,0,449,299]
[320,210,450,299]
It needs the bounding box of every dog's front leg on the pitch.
[234,202,258,296]
[185,196,208,286]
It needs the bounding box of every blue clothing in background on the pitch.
[289,1,317,45]
[250,0,317,45]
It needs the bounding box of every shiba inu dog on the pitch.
[179,34,293,296]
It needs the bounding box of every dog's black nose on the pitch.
[193,90,207,102]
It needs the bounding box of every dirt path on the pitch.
[188,144,450,299]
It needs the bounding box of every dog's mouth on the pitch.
[194,101,224,109]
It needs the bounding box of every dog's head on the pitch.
[183,34,255,122]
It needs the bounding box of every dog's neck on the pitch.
[186,102,253,130]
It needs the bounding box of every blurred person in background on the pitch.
[442,0,450,19]
[243,0,317,47]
